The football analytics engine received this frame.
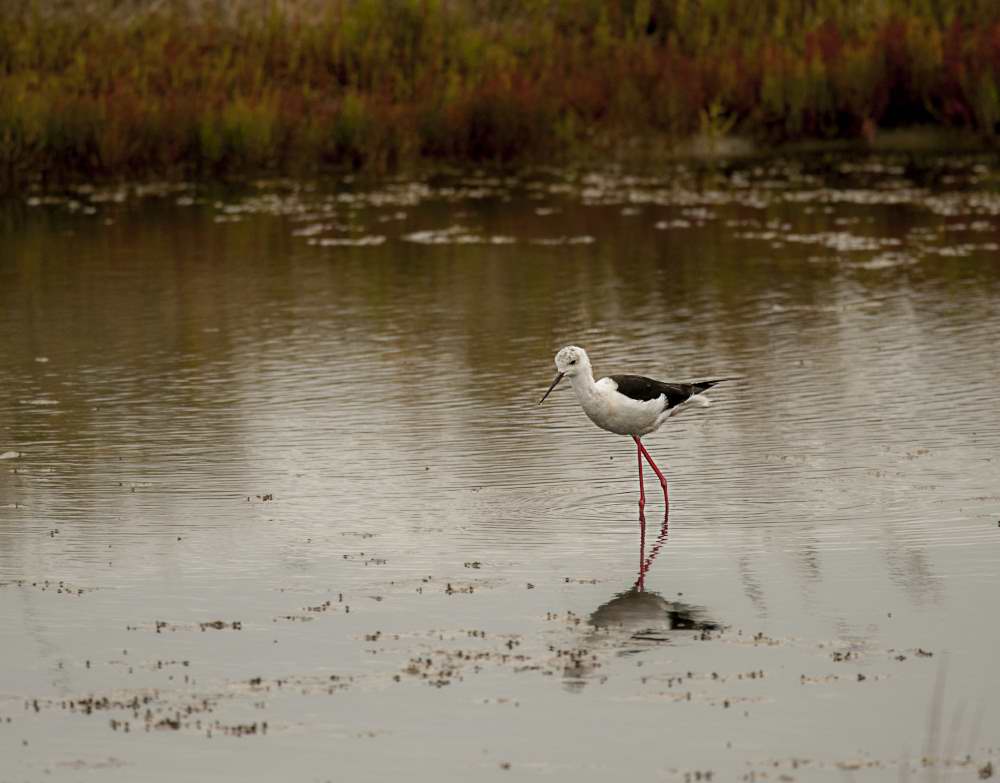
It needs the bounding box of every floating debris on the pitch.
[402,226,515,245]
[312,235,386,247]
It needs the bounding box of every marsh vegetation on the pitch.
[2,0,1000,191]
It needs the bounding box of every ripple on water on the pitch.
[3,156,1000,783]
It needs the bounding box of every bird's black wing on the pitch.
[609,375,733,410]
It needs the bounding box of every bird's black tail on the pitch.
[691,377,741,394]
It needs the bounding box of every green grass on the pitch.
[2,0,1000,191]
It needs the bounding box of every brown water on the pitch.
[2,156,999,781]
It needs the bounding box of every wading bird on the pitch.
[538,346,734,511]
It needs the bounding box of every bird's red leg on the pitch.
[636,439,669,510]
[634,435,646,512]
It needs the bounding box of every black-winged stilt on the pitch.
[538,345,734,511]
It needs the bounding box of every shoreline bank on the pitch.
[2,1,999,192]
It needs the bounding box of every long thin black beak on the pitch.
[538,371,565,404]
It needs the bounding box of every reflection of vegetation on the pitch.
[1,0,999,189]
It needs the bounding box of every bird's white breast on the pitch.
[576,377,664,436]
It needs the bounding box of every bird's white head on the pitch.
[538,345,591,404]
[554,345,590,377]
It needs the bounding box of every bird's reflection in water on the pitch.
[562,506,721,691]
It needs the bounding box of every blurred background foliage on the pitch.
[1,0,999,190]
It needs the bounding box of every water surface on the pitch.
[2,156,999,780]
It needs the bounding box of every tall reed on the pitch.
[1,0,999,190]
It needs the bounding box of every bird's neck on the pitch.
[568,366,598,399]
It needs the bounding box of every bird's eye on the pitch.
[570,360,576,365]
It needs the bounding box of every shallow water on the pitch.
[2,156,1000,781]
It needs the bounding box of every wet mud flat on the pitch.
[2,154,1000,780]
